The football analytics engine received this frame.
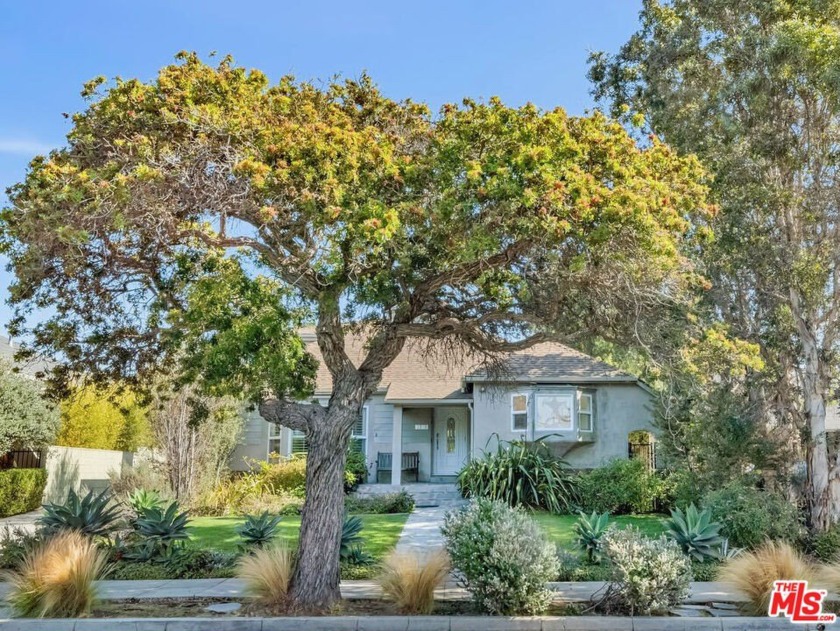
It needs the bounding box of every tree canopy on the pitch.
[56,384,150,452]
[0,362,60,454]
[1,53,713,607]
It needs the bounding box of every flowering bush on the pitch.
[441,498,558,615]
[601,526,691,615]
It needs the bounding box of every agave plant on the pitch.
[134,501,191,554]
[39,489,120,538]
[456,437,578,513]
[665,504,724,562]
[127,489,164,518]
[573,511,610,563]
[236,512,282,551]
[340,515,364,560]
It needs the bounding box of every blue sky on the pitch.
[0,0,641,336]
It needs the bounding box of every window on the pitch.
[446,417,456,452]
[535,392,574,431]
[578,392,593,432]
[511,393,528,431]
[268,423,283,458]
[291,429,308,455]
[351,406,368,455]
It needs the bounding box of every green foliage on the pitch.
[804,525,840,563]
[344,449,368,493]
[344,491,415,514]
[127,489,164,517]
[665,504,724,562]
[691,560,721,582]
[577,458,663,515]
[0,362,59,454]
[57,383,150,451]
[0,468,47,518]
[161,547,235,579]
[0,527,43,570]
[39,489,120,537]
[601,526,692,615]
[133,501,191,553]
[111,561,169,580]
[260,456,306,495]
[442,499,559,615]
[457,438,578,514]
[342,545,375,567]
[235,512,282,551]
[702,482,803,549]
[340,515,364,560]
[573,511,610,564]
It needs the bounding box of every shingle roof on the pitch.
[302,330,639,402]
[0,335,55,379]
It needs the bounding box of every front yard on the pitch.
[188,513,410,556]
[532,512,668,550]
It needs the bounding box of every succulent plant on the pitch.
[340,515,364,560]
[133,501,191,553]
[39,489,120,538]
[236,512,282,551]
[665,503,725,562]
[573,511,610,563]
[127,488,164,518]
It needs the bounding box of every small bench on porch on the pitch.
[376,451,420,484]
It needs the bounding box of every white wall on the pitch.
[42,445,134,503]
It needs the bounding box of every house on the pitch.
[0,334,54,379]
[230,330,657,483]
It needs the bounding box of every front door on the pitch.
[433,407,469,475]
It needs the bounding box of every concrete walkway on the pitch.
[395,505,456,553]
[0,579,746,603]
[0,510,41,534]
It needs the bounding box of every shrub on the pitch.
[555,550,614,581]
[720,541,815,616]
[108,462,170,498]
[577,458,663,515]
[702,482,802,549]
[39,489,120,537]
[442,498,559,615]
[0,468,47,517]
[236,512,282,551]
[0,361,60,455]
[0,526,43,570]
[7,530,108,618]
[665,504,725,562]
[691,560,721,582]
[600,526,691,615]
[162,547,235,579]
[261,456,307,495]
[111,561,169,580]
[345,491,415,514]
[805,525,840,562]
[344,449,368,493]
[237,544,294,607]
[377,549,450,614]
[574,511,610,563]
[457,438,578,513]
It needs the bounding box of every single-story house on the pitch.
[230,330,657,483]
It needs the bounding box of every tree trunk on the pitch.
[287,404,355,610]
[802,339,836,532]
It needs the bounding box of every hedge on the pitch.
[0,468,47,517]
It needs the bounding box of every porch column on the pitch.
[391,405,403,487]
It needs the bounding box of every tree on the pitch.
[1,53,711,608]
[57,384,150,451]
[149,381,243,503]
[590,0,840,530]
[0,361,60,454]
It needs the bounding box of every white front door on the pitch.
[433,407,469,475]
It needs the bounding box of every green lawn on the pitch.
[188,513,409,556]
[532,513,668,551]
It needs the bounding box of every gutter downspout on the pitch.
[467,401,474,462]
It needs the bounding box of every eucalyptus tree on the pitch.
[590,0,840,529]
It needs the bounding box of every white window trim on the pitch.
[267,422,283,461]
[352,405,369,440]
[510,393,529,432]
[578,392,594,433]
[534,391,575,432]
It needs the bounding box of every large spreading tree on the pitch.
[1,53,711,608]
[590,0,840,531]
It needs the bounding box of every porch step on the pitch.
[353,483,465,507]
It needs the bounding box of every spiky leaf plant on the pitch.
[665,504,724,562]
[39,489,120,538]
[573,511,610,563]
[236,512,282,551]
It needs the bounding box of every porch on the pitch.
[354,482,463,507]
[369,403,471,486]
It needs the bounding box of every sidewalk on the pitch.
[0,510,41,534]
[0,579,747,603]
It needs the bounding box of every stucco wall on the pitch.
[42,446,134,503]
[472,382,654,469]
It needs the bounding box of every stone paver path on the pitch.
[395,504,458,553]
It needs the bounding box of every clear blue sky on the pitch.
[0,0,641,336]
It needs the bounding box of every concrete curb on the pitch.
[0,617,826,630]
